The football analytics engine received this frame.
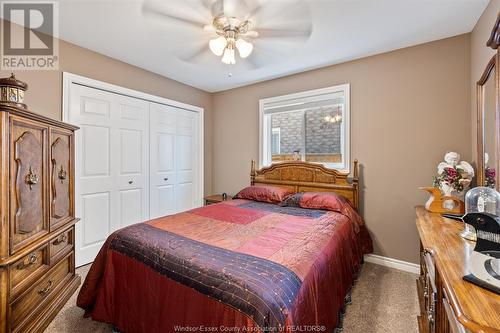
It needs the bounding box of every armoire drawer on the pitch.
[49,228,73,264]
[9,244,50,299]
[9,252,73,332]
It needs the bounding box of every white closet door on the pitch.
[150,103,176,218]
[150,103,199,218]
[176,109,199,212]
[115,94,150,228]
[70,84,149,266]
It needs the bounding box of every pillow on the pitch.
[233,185,294,204]
[281,192,350,211]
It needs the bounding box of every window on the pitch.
[259,84,350,172]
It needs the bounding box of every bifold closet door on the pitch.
[69,84,150,266]
[149,103,199,219]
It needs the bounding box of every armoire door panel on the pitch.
[10,117,48,253]
[50,128,74,230]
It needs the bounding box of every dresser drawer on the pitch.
[443,288,470,333]
[419,248,437,333]
[9,244,49,299]
[49,228,73,264]
[423,250,436,292]
[9,252,73,331]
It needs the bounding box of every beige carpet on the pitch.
[44,262,419,333]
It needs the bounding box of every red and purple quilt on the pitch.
[77,199,372,333]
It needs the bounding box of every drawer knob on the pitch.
[16,252,38,270]
[128,180,133,184]
[52,234,67,245]
[25,166,38,190]
[164,177,168,181]
[38,280,53,295]
[58,166,67,182]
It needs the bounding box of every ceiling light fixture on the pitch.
[207,15,257,65]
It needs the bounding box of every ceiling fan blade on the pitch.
[203,24,216,33]
[243,54,263,69]
[245,0,264,19]
[142,0,207,29]
[257,28,311,39]
[210,0,224,18]
[179,43,211,63]
[242,30,259,38]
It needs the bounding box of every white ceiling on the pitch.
[52,0,490,92]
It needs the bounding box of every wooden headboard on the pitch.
[250,160,360,210]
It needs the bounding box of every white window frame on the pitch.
[259,84,350,172]
[271,127,281,155]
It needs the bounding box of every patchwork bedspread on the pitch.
[77,199,372,333]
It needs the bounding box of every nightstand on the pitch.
[204,194,233,205]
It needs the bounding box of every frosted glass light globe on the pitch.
[235,38,253,58]
[209,37,227,56]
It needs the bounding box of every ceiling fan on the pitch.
[142,0,312,67]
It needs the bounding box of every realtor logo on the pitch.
[1,1,59,70]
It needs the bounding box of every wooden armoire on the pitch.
[0,74,80,333]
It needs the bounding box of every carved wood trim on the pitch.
[250,160,360,210]
[487,13,500,50]
[49,128,74,230]
[51,137,62,219]
[480,13,500,190]
[477,55,496,187]
[9,116,49,255]
[14,131,41,234]
[0,105,78,131]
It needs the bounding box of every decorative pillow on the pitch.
[233,185,294,204]
[281,192,350,211]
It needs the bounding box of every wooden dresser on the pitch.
[0,76,80,333]
[416,206,500,333]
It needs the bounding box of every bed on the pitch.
[77,160,373,333]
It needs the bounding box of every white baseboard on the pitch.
[364,254,420,274]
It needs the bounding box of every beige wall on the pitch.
[0,24,213,194]
[470,0,500,166]
[212,34,471,264]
